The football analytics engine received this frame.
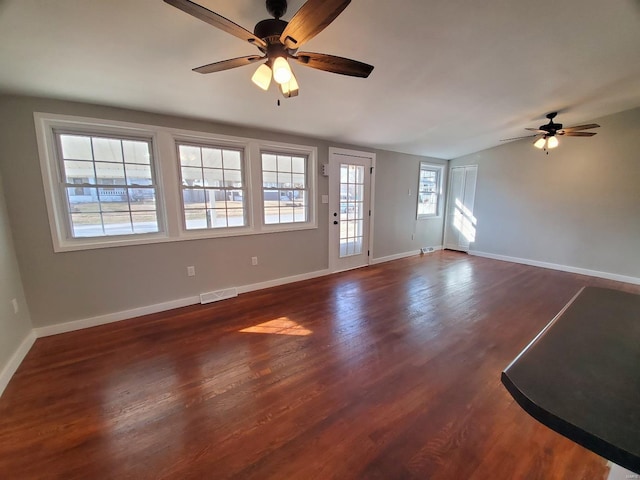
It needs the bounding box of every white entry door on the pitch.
[444,165,478,252]
[328,148,374,272]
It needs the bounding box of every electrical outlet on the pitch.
[11,298,18,314]
[187,266,196,277]
[251,256,258,266]
[411,233,415,240]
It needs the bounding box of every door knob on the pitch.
[333,221,338,225]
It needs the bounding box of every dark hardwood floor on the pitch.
[1,251,638,479]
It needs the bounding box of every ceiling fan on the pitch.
[501,112,600,151]
[164,0,374,99]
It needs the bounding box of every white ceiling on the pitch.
[1,0,639,159]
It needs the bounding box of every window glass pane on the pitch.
[64,160,96,184]
[67,187,99,211]
[98,196,130,212]
[92,138,123,162]
[292,173,305,188]
[183,189,206,208]
[202,148,222,168]
[227,208,245,227]
[223,150,241,170]
[263,171,278,187]
[179,145,202,167]
[126,164,152,185]
[417,164,442,218]
[203,168,224,186]
[70,212,103,237]
[129,188,156,206]
[178,143,247,231]
[95,161,125,183]
[340,165,348,183]
[262,154,277,171]
[263,190,279,224]
[123,140,150,164]
[208,190,227,209]
[261,152,309,226]
[184,209,207,230]
[60,135,93,160]
[59,133,159,239]
[182,166,203,185]
[291,156,305,173]
[277,155,292,172]
[131,212,159,233]
[277,172,292,187]
[102,212,133,235]
[223,169,242,187]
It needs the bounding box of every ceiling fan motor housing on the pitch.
[254,18,288,44]
[541,121,562,134]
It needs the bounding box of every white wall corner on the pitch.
[0,330,37,398]
[371,246,443,265]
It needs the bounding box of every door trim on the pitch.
[328,147,376,273]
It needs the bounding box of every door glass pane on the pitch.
[339,163,365,258]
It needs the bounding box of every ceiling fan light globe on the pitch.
[547,136,559,149]
[273,57,292,84]
[533,137,547,149]
[281,72,299,98]
[251,64,272,90]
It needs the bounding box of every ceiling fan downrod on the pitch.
[266,0,287,19]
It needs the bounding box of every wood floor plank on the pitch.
[1,251,635,479]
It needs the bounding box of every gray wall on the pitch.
[0,94,446,328]
[373,150,447,258]
[450,107,640,279]
[0,169,32,372]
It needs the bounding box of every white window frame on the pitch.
[416,162,445,219]
[34,112,317,252]
[175,139,250,232]
[35,113,169,252]
[259,147,316,230]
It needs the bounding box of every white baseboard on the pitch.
[469,250,640,285]
[34,295,201,338]
[237,268,331,294]
[371,246,443,265]
[34,268,333,338]
[0,330,36,397]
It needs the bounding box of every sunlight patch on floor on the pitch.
[239,317,312,336]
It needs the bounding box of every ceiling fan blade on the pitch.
[560,123,601,132]
[500,135,538,141]
[193,55,264,74]
[561,131,597,137]
[164,0,267,50]
[525,128,546,133]
[280,0,351,49]
[294,52,373,77]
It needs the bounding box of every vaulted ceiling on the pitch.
[0,0,639,159]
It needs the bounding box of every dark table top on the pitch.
[502,286,640,474]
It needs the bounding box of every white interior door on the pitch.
[328,148,373,272]
[444,165,478,252]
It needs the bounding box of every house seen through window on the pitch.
[56,132,159,238]
[261,152,308,224]
[177,143,247,230]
